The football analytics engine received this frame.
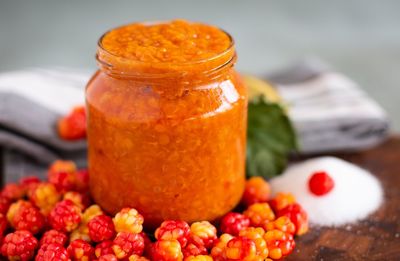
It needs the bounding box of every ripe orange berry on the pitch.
[239,227,268,259]
[184,255,213,261]
[129,254,151,261]
[150,240,183,261]
[241,177,270,207]
[210,233,234,261]
[113,208,144,234]
[264,229,295,259]
[243,203,275,227]
[224,236,257,261]
[269,192,296,212]
[30,183,61,215]
[277,203,309,236]
[263,216,296,235]
[82,204,104,224]
[190,221,217,249]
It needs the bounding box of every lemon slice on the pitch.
[243,75,281,103]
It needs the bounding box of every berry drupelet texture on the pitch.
[220,212,250,236]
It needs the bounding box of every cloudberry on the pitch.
[220,212,250,236]
[0,213,7,235]
[210,233,234,260]
[269,192,296,212]
[67,239,95,260]
[264,216,296,235]
[12,204,45,234]
[98,254,118,261]
[264,229,295,260]
[95,240,114,258]
[7,200,33,225]
[36,243,69,261]
[112,232,145,259]
[224,236,257,261]
[82,204,103,224]
[63,191,90,211]
[184,255,213,261]
[70,223,91,242]
[150,240,183,261]
[190,221,217,249]
[19,176,41,198]
[0,196,11,215]
[30,183,61,215]
[58,105,86,140]
[1,183,25,201]
[241,177,270,207]
[243,203,275,227]
[113,208,143,234]
[239,227,268,259]
[129,254,150,261]
[49,199,82,232]
[155,220,191,247]
[88,214,116,242]
[182,242,207,258]
[277,203,309,236]
[1,230,38,261]
[40,229,68,246]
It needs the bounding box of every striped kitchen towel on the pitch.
[0,60,390,182]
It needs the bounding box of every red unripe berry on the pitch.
[67,239,95,260]
[95,240,114,258]
[112,232,145,259]
[40,229,68,246]
[36,243,69,261]
[1,230,38,261]
[308,171,335,196]
[49,200,82,232]
[220,212,250,236]
[155,220,191,247]
[88,214,116,242]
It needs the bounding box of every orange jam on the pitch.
[86,20,247,228]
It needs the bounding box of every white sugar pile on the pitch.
[270,157,383,226]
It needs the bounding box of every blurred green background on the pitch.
[1,0,399,130]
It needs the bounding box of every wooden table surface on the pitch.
[287,137,400,261]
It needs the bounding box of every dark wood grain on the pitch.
[287,137,400,261]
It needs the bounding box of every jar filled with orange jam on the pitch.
[86,20,247,228]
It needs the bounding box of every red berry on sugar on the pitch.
[190,221,217,249]
[241,177,270,207]
[88,214,116,242]
[113,208,143,234]
[1,230,38,261]
[155,220,191,247]
[150,239,183,261]
[36,243,69,261]
[220,212,250,236]
[98,254,118,261]
[1,183,25,201]
[58,106,86,140]
[30,182,61,215]
[40,229,68,247]
[95,240,114,258]
[264,229,295,260]
[67,239,95,260]
[308,171,335,196]
[112,232,145,259]
[243,203,275,227]
[277,203,309,235]
[224,236,257,261]
[49,199,82,232]
[182,242,207,258]
[268,192,296,212]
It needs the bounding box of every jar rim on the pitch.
[96,20,236,77]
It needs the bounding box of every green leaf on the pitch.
[246,96,298,179]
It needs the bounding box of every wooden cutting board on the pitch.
[287,136,400,261]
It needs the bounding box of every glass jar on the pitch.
[86,20,247,228]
